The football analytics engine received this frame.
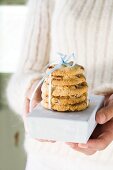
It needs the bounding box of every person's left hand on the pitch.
[66,94,113,155]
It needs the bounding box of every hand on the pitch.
[66,94,113,155]
[24,80,55,143]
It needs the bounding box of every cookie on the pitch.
[41,100,88,112]
[44,74,86,86]
[42,94,87,105]
[46,64,84,77]
[41,83,88,97]
[52,75,86,86]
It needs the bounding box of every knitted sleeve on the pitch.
[7,0,54,115]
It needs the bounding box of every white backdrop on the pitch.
[0,5,27,73]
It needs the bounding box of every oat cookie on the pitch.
[43,94,87,105]
[41,101,88,112]
[46,64,84,77]
[41,83,88,97]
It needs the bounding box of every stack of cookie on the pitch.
[41,64,89,112]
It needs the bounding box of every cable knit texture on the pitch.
[7,0,53,114]
[7,0,113,169]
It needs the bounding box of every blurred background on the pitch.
[0,0,27,169]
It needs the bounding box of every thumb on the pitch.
[96,100,113,124]
[30,82,42,112]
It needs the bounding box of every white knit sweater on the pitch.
[7,0,113,169]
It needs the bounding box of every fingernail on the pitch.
[78,143,88,148]
[101,114,106,123]
[98,114,106,124]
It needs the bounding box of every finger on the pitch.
[104,95,110,106]
[36,139,56,143]
[30,83,42,111]
[32,83,42,102]
[96,101,113,124]
[24,98,30,116]
[109,94,113,101]
[30,99,39,111]
[66,142,78,148]
[66,143,96,155]
[79,130,113,151]
[27,80,41,99]
[75,147,96,155]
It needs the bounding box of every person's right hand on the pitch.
[24,80,55,143]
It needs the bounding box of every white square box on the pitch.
[26,95,104,143]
